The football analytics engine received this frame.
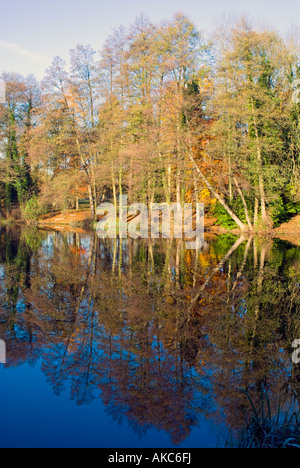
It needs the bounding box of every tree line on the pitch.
[0,13,300,231]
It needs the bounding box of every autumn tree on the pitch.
[207,18,297,229]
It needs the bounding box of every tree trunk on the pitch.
[88,184,96,220]
[233,176,253,231]
[168,163,172,204]
[254,197,259,227]
[119,170,123,198]
[111,163,117,209]
[176,168,181,205]
[129,157,133,204]
[188,152,248,231]
[251,98,267,221]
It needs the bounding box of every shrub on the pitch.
[212,199,249,230]
[21,196,46,222]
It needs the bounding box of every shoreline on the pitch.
[1,210,299,247]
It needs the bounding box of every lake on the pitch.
[0,226,299,448]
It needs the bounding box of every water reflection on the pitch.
[0,226,300,446]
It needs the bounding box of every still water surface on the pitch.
[0,227,299,448]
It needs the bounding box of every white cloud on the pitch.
[0,40,50,63]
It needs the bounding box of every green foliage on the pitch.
[213,195,300,229]
[212,199,249,229]
[269,196,300,227]
[21,196,46,222]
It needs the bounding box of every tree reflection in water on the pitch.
[0,226,300,445]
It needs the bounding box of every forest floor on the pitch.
[274,214,300,246]
[38,209,224,230]
[38,209,92,226]
[38,209,300,230]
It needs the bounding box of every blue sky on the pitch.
[0,0,299,79]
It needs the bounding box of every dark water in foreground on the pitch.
[0,227,299,448]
